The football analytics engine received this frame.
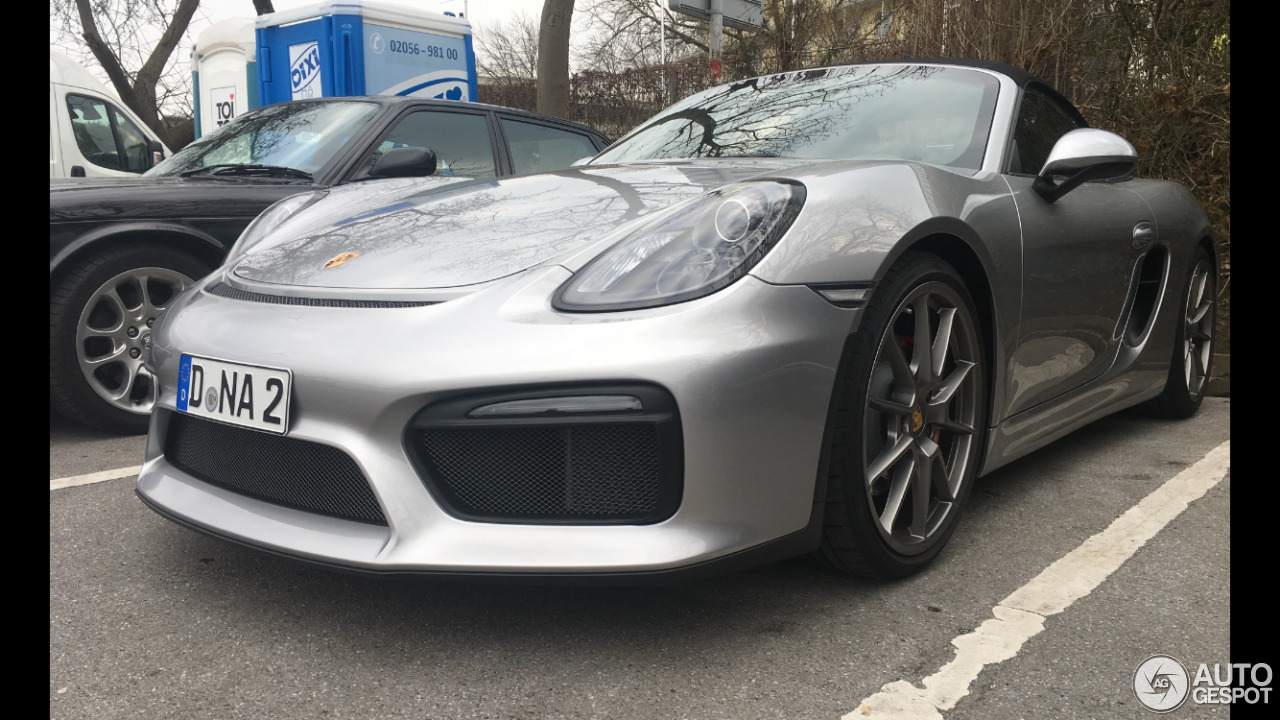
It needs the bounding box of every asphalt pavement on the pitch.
[51,398,1234,720]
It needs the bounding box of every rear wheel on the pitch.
[1147,247,1216,418]
[816,253,987,579]
[50,242,209,434]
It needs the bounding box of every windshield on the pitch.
[146,100,381,177]
[593,65,1000,170]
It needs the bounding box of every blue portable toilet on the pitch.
[255,1,478,106]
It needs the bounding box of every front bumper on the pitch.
[136,265,859,575]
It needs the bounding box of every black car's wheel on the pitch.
[817,253,987,579]
[50,243,209,435]
[1146,247,1216,419]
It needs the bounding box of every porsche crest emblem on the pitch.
[910,404,924,433]
[324,252,359,269]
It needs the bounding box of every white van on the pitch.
[50,51,172,178]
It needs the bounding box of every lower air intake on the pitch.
[164,412,387,525]
[416,424,663,523]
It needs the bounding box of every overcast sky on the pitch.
[193,1,567,45]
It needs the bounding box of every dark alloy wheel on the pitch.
[50,243,209,435]
[817,253,988,578]
[1147,247,1216,418]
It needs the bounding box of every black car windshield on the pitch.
[592,65,1000,170]
[146,100,381,178]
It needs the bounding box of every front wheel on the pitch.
[816,253,988,579]
[50,242,209,434]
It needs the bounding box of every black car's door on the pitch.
[1003,86,1155,417]
[493,115,608,176]
[346,104,501,181]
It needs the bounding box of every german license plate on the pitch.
[175,354,291,434]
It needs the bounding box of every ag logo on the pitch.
[1134,655,1190,712]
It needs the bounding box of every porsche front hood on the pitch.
[230,160,802,291]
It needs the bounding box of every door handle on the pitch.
[1132,222,1156,249]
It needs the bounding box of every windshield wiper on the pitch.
[180,164,313,180]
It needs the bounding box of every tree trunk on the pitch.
[537,0,575,119]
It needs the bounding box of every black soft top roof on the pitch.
[870,57,1089,126]
[897,57,1043,87]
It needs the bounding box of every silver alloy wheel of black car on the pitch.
[76,266,194,415]
[51,242,209,434]
[817,253,986,578]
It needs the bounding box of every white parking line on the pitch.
[50,465,142,491]
[846,439,1231,719]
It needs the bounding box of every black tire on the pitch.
[815,253,988,579]
[1145,247,1216,419]
[50,242,210,435]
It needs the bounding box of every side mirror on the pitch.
[1033,128,1138,202]
[369,147,437,178]
[147,139,165,167]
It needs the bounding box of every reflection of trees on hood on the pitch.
[601,66,947,161]
[239,165,757,288]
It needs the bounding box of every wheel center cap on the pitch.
[910,403,925,434]
[141,332,152,351]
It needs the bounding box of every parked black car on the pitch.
[50,96,611,434]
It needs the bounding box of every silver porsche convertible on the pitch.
[136,60,1218,581]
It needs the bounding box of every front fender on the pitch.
[50,220,235,276]
[749,162,1025,426]
[750,163,1017,287]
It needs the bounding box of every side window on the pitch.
[1008,88,1085,175]
[111,106,151,172]
[368,110,495,178]
[500,118,600,175]
[66,94,124,171]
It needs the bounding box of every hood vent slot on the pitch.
[207,282,438,309]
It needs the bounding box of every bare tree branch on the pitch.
[58,0,202,147]
[476,11,540,83]
[74,0,138,105]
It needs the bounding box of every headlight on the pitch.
[553,181,805,311]
[226,190,328,261]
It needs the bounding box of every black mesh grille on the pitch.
[164,413,387,525]
[416,424,661,521]
[207,282,436,308]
